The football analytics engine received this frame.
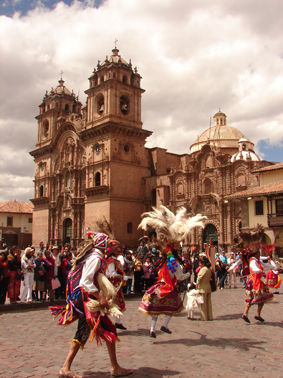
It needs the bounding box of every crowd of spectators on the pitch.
[0,243,73,304]
[0,236,242,305]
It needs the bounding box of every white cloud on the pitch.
[1,0,283,201]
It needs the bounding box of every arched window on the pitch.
[97,94,104,114]
[151,189,156,207]
[204,178,213,194]
[66,171,71,188]
[237,174,246,188]
[203,224,218,247]
[177,182,184,195]
[63,218,72,245]
[42,120,49,137]
[127,222,133,234]
[64,104,69,112]
[39,185,44,197]
[122,75,128,84]
[95,172,101,186]
[206,155,213,169]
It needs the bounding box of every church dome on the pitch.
[231,138,261,162]
[100,48,131,68]
[190,111,247,154]
[52,79,72,96]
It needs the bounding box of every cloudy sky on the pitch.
[1,0,283,202]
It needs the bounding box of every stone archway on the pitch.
[203,224,218,247]
[63,218,72,245]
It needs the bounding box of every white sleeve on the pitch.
[105,262,117,278]
[21,257,28,269]
[249,259,262,274]
[175,262,190,281]
[117,255,125,269]
[261,261,278,271]
[228,259,241,272]
[79,254,101,293]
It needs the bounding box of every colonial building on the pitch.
[226,163,283,256]
[0,201,33,248]
[30,48,273,250]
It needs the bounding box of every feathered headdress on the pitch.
[138,205,206,247]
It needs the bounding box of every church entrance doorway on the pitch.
[203,224,218,248]
[63,218,72,245]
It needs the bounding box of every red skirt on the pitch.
[138,281,183,316]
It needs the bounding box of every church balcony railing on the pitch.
[268,213,283,227]
[71,197,85,206]
[85,185,110,197]
[30,197,49,205]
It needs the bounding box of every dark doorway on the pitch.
[63,218,72,245]
[203,224,218,247]
[3,233,18,247]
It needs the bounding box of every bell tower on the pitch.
[85,47,143,129]
[82,47,152,246]
[36,77,82,148]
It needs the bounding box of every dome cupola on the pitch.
[190,111,246,154]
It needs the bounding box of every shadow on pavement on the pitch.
[116,328,157,337]
[153,332,266,351]
[83,366,180,377]
[214,313,243,320]
[262,321,283,328]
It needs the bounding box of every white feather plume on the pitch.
[138,205,206,245]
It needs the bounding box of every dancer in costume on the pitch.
[262,256,281,294]
[137,205,206,338]
[105,240,127,330]
[242,249,275,324]
[50,232,132,378]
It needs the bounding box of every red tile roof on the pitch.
[0,201,33,214]
[226,181,283,199]
[253,162,283,173]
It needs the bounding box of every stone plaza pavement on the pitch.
[0,287,282,378]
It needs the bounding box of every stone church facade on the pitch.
[30,48,271,250]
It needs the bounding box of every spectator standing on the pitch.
[34,252,48,301]
[215,255,227,290]
[182,249,192,275]
[20,247,36,303]
[60,251,72,298]
[142,256,155,290]
[43,249,55,301]
[196,256,213,321]
[192,252,200,283]
[133,254,143,294]
[136,238,149,262]
[124,251,134,294]
[227,251,237,288]
[51,246,62,299]
[117,250,126,271]
[0,251,10,304]
[7,247,22,304]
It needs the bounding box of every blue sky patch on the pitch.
[257,139,283,163]
[0,0,102,17]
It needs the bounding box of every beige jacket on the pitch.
[196,266,212,294]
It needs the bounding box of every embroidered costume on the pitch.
[105,256,126,312]
[264,258,281,293]
[245,257,273,305]
[138,250,189,316]
[50,233,118,347]
[53,232,133,378]
[137,205,206,337]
